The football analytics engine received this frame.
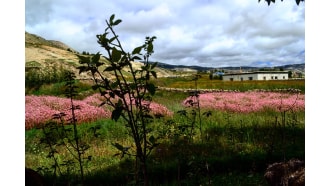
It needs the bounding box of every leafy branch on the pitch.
[77,14,159,186]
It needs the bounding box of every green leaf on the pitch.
[141,65,148,71]
[296,0,300,5]
[110,81,120,89]
[111,47,122,62]
[112,99,123,121]
[95,62,104,67]
[132,46,143,55]
[132,56,142,61]
[92,52,101,63]
[109,14,115,25]
[112,142,124,151]
[76,66,89,74]
[203,111,212,117]
[108,36,117,44]
[146,83,156,95]
[147,43,154,53]
[146,72,150,80]
[97,33,109,48]
[103,66,117,72]
[91,85,99,90]
[113,19,122,26]
[111,108,122,121]
[109,91,115,98]
[151,62,158,69]
[151,71,157,79]
[117,99,123,107]
[149,135,156,144]
[177,110,187,116]
[76,54,90,64]
[100,91,107,96]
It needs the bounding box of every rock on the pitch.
[264,159,304,186]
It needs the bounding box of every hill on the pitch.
[25,31,304,80]
[25,32,176,79]
[155,61,305,73]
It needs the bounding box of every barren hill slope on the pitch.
[25,31,175,79]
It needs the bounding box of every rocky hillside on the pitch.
[25,31,175,79]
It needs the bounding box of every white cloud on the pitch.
[25,0,305,67]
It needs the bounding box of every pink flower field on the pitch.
[25,93,173,130]
[25,94,112,130]
[183,91,305,113]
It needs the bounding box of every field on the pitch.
[25,74,305,185]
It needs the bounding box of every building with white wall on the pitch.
[222,71,289,81]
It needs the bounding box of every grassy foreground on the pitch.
[26,87,304,185]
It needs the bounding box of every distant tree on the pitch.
[209,73,213,80]
[258,0,304,6]
[288,70,293,78]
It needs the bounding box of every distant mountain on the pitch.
[155,63,211,72]
[25,31,304,79]
[274,63,305,71]
[154,62,305,72]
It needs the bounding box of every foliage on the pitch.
[178,74,212,141]
[155,75,214,183]
[25,79,98,98]
[77,14,159,185]
[25,65,69,90]
[37,71,94,185]
[258,0,304,6]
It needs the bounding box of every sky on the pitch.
[25,0,305,68]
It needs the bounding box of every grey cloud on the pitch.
[25,0,305,68]
[25,0,53,25]
[252,36,297,50]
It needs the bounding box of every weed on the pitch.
[37,71,95,185]
[77,14,160,185]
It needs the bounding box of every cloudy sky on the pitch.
[25,0,305,68]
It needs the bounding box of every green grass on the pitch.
[154,74,305,93]
[25,80,97,99]
[25,108,304,185]
[152,89,188,111]
[26,60,42,67]
[25,76,304,185]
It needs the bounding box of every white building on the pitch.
[222,71,289,81]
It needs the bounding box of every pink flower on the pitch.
[25,95,112,130]
[25,93,173,129]
[182,91,304,113]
